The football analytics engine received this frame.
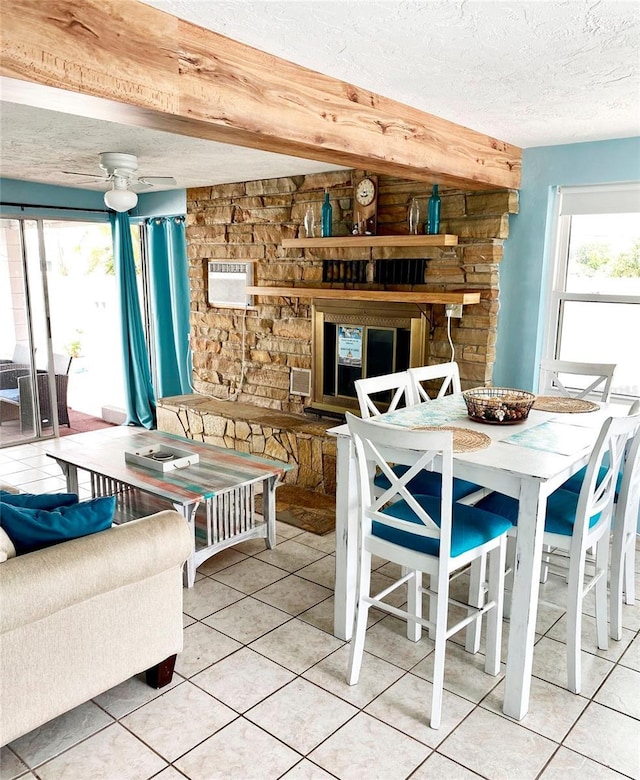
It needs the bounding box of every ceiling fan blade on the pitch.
[62,170,108,180]
[138,176,177,186]
[130,180,153,192]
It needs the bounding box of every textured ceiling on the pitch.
[146,0,640,148]
[1,0,638,193]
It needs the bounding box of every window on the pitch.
[542,184,640,399]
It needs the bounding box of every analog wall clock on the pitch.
[353,175,378,235]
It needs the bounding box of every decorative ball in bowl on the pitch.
[462,387,536,424]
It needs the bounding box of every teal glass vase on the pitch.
[426,185,441,235]
[321,191,333,237]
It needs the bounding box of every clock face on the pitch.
[355,178,376,206]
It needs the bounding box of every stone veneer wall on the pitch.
[163,172,517,497]
[186,170,518,414]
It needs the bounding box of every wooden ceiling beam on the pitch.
[0,0,521,191]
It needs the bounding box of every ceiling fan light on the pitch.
[104,187,138,212]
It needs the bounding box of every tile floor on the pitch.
[1,434,639,780]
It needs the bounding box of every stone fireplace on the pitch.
[157,170,518,498]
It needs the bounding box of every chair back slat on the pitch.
[615,403,640,537]
[618,426,640,522]
[408,362,462,403]
[575,412,640,548]
[355,371,415,418]
[539,359,616,402]
[346,412,454,553]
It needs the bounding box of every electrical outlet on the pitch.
[445,304,463,318]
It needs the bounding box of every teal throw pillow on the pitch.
[0,496,115,554]
[0,491,79,510]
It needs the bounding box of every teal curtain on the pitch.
[147,216,192,397]
[110,212,156,428]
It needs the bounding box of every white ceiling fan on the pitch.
[62,152,177,211]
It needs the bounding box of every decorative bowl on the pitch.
[462,387,536,424]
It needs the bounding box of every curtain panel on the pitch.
[110,212,156,428]
[147,216,192,398]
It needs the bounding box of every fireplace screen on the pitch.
[311,300,428,414]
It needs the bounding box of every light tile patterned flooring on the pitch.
[1,435,639,780]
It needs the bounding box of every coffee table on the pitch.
[45,428,292,587]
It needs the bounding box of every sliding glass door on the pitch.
[0,218,54,446]
[0,217,137,448]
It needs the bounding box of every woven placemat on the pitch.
[411,425,492,453]
[532,396,600,413]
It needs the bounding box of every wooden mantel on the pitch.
[0,0,521,191]
[282,235,459,249]
[247,287,481,305]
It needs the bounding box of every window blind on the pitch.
[558,183,640,215]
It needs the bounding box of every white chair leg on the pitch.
[428,575,438,640]
[484,540,506,676]
[623,536,636,605]
[465,556,485,654]
[566,551,586,694]
[407,570,422,642]
[595,537,609,651]
[430,572,449,730]
[503,535,516,619]
[348,549,372,686]
[610,522,633,641]
[610,541,625,642]
[540,543,551,583]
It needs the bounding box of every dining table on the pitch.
[328,392,625,721]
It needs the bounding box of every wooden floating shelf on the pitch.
[281,234,459,249]
[246,287,481,305]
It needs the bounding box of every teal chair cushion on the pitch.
[376,495,511,558]
[476,490,602,536]
[374,466,481,501]
[560,464,622,498]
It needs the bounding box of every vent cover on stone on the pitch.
[290,368,311,396]
[208,261,253,307]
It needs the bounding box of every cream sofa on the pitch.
[0,508,192,746]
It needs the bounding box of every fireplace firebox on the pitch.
[311,300,429,415]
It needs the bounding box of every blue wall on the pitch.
[494,137,640,391]
[0,178,186,220]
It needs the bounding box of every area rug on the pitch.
[59,410,117,437]
[256,485,335,536]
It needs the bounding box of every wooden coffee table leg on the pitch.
[264,475,277,549]
[174,501,198,587]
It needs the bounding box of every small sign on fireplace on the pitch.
[338,326,363,367]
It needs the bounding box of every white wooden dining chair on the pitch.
[610,420,640,640]
[345,412,510,728]
[354,371,482,503]
[406,360,491,650]
[354,371,416,418]
[539,359,616,402]
[476,411,640,693]
[556,400,640,640]
[408,361,461,402]
[355,369,488,651]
